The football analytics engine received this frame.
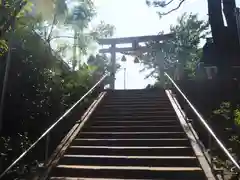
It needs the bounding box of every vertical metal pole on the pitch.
[110,44,116,89]
[208,132,213,165]
[124,67,126,89]
[0,21,15,132]
[45,134,50,162]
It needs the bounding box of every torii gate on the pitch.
[98,33,174,89]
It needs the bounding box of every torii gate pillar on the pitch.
[110,44,116,89]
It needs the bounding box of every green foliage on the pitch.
[146,0,172,8]
[0,39,8,55]
[0,0,29,19]
[38,0,114,71]
[88,54,111,74]
[141,13,208,81]
[0,30,107,178]
[0,0,36,56]
[0,0,33,29]
[0,1,113,179]
[16,0,33,18]
[55,0,68,18]
[65,0,95,30]
[234,109,240,126]
[39,0,95,30]
[213,101,231,120]
[87,53,120,86]
[211,101,240,177]
[213,101,240,127]
[90,21,115,39]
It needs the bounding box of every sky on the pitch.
[90,0,240,89]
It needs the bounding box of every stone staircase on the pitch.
[47,89,213,180]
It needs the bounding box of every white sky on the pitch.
[90,0,240,89]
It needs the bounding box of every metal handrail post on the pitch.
[45,134,50,162]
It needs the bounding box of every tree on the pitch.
[0,0,40,133]
[88,53,120,80]
[146,0,240,71]
[0,0,29,38]
[27,0,93,70]
[0,1,114,178]
[146,0,187,16]
[0,0,34,55]
[140,13,208,82]
[90,21,115,39]
[33,0,115,71]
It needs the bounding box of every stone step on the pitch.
[51,165,205,179]
[102,103,173,108]
[81,126,183,132]
[104,100,171,105]
[71,138,190,146]
[77,131,187,139]
[94,111,176,116]
[59,155,199,167]
[93,115,177,120]
[89,120,180,126]
[50,177,158,180]
[106,97,170,102]
[66,146,194,156]
[98,107,174,112]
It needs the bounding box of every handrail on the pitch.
[164,72,240,172]
[0,73,109,179]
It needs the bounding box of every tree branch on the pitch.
[158,0,186,16]
[47,14,57,43]
[49,35,75,42]
[147,0,174,7]
[165,0,175,6]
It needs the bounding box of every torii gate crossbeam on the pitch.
[98,33,174,89]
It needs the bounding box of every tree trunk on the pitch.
[222,0,239,53]
[72,29,78,71]
[0,22,15,133]
[207,0,225,51]
[206,0,236,78]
